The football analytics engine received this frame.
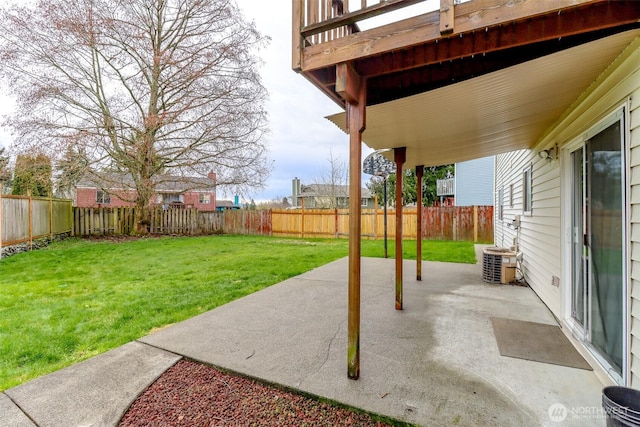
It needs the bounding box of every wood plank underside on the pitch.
[361,24,640,105]
[302,0,640,106]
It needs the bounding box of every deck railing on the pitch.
[293,0,454,69]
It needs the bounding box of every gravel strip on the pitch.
[119,359,393,426]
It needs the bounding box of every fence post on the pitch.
[301,199,305,238]
[71,203,75,237]
[373,195,378,240]
[112,207,117,235]
[0,186,3,259]
[28,190,33,250]
[453,215,457,241]
[49,194,53,240]
[473,205,478,243]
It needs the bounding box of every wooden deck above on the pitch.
[293,0,640,107]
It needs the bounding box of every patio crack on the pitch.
[297,319,344,388]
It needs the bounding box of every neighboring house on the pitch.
[215,197,241,211]
[435,176,454,206]
[454,157,495,206]
[74,172,217,211]
[435,157,496,206]
[291,178,374,209]
[494,36,640,387]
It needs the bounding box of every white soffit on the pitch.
[327,30,640,168]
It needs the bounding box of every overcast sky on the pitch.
[0,0,443,203]
[235,0,444,202]
[235,1,360,203]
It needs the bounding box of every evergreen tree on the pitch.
[12,153,53,196]
[0,147,10,190]
[366,164,454,207]
[56,147,89,198]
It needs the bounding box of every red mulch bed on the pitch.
[119,359,393,426]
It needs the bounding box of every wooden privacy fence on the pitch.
[74,207,137,236]
[272,206,493,242]
[0,194,73,250]
[74,207,204,236]
[73,208,272,236]
[72,205,492,242]
[221,210,272,235]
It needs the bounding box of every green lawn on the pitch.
[0,235,476,390]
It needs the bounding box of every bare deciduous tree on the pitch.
[313,150,348,209]
[0,0,270,232]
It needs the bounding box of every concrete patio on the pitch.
[3,248,604,426]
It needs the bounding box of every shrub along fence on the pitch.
[0,194,73,256]
[72,205,492,242]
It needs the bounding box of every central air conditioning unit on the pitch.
[482,247,517,284]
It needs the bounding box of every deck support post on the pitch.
[337,62,366,380]
[416,165,424,281]
[394,147,406,310]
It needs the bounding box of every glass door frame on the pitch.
[561,106,629,385]
[570,147,587,336]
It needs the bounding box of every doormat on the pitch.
[490,317,592,370]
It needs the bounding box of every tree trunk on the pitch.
[134,177,154,235]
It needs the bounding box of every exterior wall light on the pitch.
[538,144,558,160]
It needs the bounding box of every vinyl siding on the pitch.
[630,80,640,388]
[496,35,640,386]
[495,150,562,317]
[455,157,495,206]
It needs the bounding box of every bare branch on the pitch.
[0,0,270,232]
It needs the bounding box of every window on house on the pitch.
[96,190,110,204]
[361,198,368,207]
[162,194,183,204]
[498,187,504,221]
[523,166,532,214]
[199,194,211,204]
[509,184,514,208]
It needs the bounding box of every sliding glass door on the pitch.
[570,112,625,380]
